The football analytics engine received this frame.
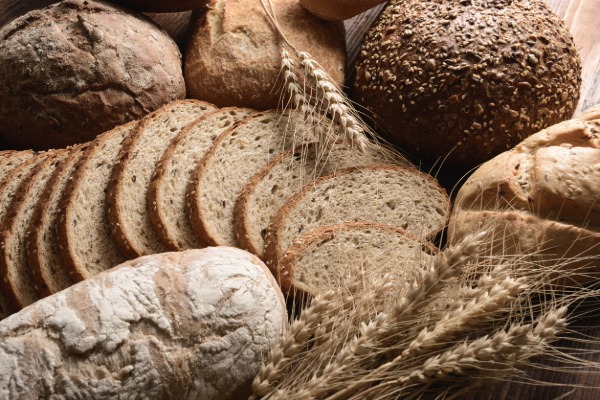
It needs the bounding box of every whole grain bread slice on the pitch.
[28,144,89,298]
[0,150,67,312]
[235,141,413,259]
[0,151,36,183]
[277,222,439,298]
[106,100,217,259]
[264,165,450,273]
[56,122,137,282]
[187,110,318,248]
[148,107,256,251]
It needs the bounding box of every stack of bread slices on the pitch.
[0,99,450,319]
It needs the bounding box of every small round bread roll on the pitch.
[110,0,209,12]
[354,0,581,170]
[185,0,346,109]
[0,0,185,151]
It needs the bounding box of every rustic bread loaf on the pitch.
[0,151,36,182]
[148,108,256,251]
[0,247,286,399]
[449,105,600,285]
[185,0,346,109]
[300,0,386,20]
[353,0,581,170]
[57,122,137,283]
[0,151,67,312]
[277,222,438,297]
[235,141,412,259]
[0,0,185,150]
[107,100,216,259]
[111,0,209,12]
[264,165,450,270]
[28,145,89,298]
[187,110,316,248]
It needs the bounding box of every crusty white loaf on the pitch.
[0,247,286,399]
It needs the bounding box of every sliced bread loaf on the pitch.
[187,110,318,248]
[0,151,67,312]
[106,100,216,259]
[0,153,46,225]
[0,151,36,182]
[28,145,89,298]
[57,122,137,282]
[235,142,413,259]
[264,165,450,271]
[148,107,256,251]
[277,222,439,298]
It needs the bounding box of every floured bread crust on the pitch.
[0,247,286,399]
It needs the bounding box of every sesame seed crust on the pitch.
[354,0,582,170]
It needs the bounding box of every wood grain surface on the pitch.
[1,1,600,399]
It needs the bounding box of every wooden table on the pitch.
[1,1,600,398]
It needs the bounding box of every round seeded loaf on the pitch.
[449,104,600,285]
[184,0,346,109]
[0,247,286,399]
[0,0,186,150]
[354,0,581,170]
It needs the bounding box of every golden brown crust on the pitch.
[277,222,440,299]
[263,164,450,272]
[29,146,87,296]
[0,0,185,151]
[184,0,346,109]
[299,0,386,21]
[354,0,581,170]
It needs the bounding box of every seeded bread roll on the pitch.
[0,247,287,399]
[57,123,137,283]
[148,108,256,252]
[107,100,216,260]
[28,145,88,298]
[264,165,450,271]
[235,141,412,259]
[186,110,317,248]
[0,0,186,150]
[185,0,346,109]
[0,151,66,312]
[277,222,439,298]
[354,0,581,170]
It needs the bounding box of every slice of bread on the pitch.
[0,151,36,182]
[106,100,216,259]
[148,107,256,251]
[235,142,413,259]
[28,145,89,298]
[0,151,66,311]
[277,222,439,298]
[57,122,137,282]
[264,165,450,272]
[187,110,318,248]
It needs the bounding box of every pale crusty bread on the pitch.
[187,110,317,248]
[0,151,36,183]
[106,100,216,259]
[235,141,413,259]
[0,151,66,312]
[28,145,89,298]
[148,108,256,251]
[57,122,137,282]
[277,222,439,298]
[264,165,450,272]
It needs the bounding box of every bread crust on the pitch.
[0,151,65,312]
[57,122,136,282]
[0,0,185,150]
[299,0,386,20]
[184,0,346,109]
[0,151,36,182]
[28,145,87,297]
[278,222,440,298]
[111,0,209,12]
[263,164,450,272]
[107,100,216,259]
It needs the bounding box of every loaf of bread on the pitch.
[0,247,286,399]
[449,104,600,285]
[354,0,581,170]
[185,0,346,109]
[276,222,438,298]
[0,0,186,151]
[299,0,386,20]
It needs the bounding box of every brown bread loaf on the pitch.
[300,0,386,21]
[0,0,185,150]
[354,0,581,170]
